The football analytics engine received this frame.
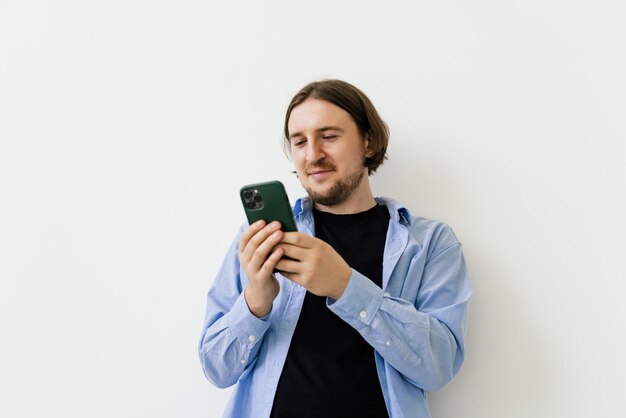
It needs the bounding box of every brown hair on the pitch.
[283,79,389,175]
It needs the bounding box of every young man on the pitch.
[199,80,472,418]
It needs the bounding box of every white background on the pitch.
[1,1,625,417]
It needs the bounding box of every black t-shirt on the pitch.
[270,203,391,418]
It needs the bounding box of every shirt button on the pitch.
[386,341,391,346]
[359,310,368,319]
[248,335,256,342]
[240,359,245,365]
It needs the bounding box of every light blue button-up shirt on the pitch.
[199,197,472,418]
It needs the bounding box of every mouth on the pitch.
[307,169,334,179]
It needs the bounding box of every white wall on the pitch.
[1,1,625,417]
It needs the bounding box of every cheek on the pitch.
[292,151,307,169]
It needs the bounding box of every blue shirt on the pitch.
[199,197,472,418]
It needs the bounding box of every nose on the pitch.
[306,139,326,163]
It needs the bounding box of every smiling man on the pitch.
[199,80,472,418]
[288,96,376,211]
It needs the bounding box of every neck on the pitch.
[314,175,376,215]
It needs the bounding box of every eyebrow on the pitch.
[288,126,345,140]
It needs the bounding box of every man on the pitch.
[199,79,472,418]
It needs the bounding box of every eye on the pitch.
[321,135,337,141]
[292,138,307,148]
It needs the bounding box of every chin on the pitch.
[305,188,328,202]
[302,176,327,189]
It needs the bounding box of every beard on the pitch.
[304,161,366,207]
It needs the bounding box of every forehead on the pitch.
[287,98,356,134]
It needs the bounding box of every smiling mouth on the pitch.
[308,169,334,176]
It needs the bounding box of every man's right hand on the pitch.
[238,220,284,317]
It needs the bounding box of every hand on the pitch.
[275,232,352,300]
[238,220,285,317]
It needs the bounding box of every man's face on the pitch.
[287,98,371,207]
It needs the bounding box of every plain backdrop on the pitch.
[1,1,625,417]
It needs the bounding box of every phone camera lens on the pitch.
[246,201,256,209]
[243,190,253,199]
[254,195,263,203]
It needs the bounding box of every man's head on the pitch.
[284,80,389,175]
[284,80,389,208]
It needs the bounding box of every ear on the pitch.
[364,132,375,158]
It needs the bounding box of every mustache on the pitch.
[290,158,335,176]
[305,158,336,172]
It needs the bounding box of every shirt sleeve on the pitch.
[327,224,472,392]
[197,226,272,389]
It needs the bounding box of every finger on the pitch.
[239,220,266,256]
[274,256,301,274]
[248,221,282,250]
[259,246,284,276]
[274,243,307,262]
[280,232,315,248]
[241,221,282,262]
[249,229,284,271]
[278,270,302,285]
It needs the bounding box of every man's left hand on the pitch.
[274,232,351,300]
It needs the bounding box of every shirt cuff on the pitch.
[327,269,383,327]
[228,291,272,342]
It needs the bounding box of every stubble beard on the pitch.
[304,163,366,207]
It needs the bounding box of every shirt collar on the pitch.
[293,196,412,226]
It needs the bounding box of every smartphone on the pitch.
[239,180,297,232]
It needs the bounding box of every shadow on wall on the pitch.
[428,244,555,418]
[374,141,557,417]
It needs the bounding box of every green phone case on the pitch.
[239,181,297,232]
